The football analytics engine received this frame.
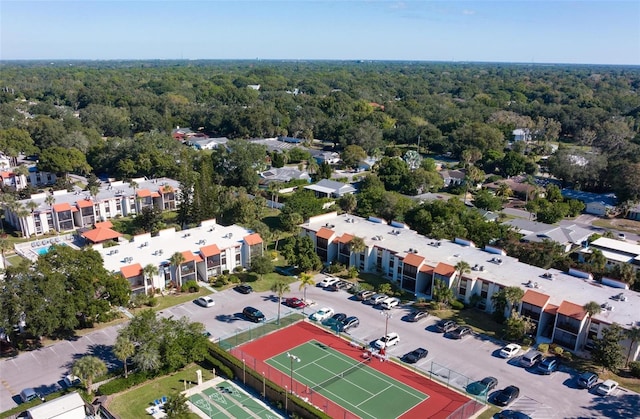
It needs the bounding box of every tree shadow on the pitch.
[216,314,242,323]
[261,294,278,303]
[584,390,640,418]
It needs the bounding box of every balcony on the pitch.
[555,321,580,335]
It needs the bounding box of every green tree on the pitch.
[432,279,453,309]
[143,263,159,295]
[505,310,534,341]
[625,326,640,367]
[113,335,136,378]
[281,236,322,272]
[592,323,625,373]
[72,355,107,396]
[348,236,366,268]
[341,145,367,170]
[270,280,290,325]
[164,391,190,418]
[169,252,186,287]
[250,255,274,280]
[298,272,315,303]
[338,193,357,214]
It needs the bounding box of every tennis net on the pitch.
[310,357,371,391]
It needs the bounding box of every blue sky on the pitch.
[1,1,639,65]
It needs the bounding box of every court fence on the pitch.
[427,361,485,418]
[214,311,304,350]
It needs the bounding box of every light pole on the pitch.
[286,352,300,394]
[242,359,246,384]
[285,385,288,413]
[262,372,266,399]
[381,311,392,338]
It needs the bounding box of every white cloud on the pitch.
[462,9,476,15]
[389,2,407,10]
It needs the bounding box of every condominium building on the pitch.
[301,212,640,360]
[95,219,263,293]
[2,177,180,238]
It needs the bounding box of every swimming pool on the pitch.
[36,246,52,256]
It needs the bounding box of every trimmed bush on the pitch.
[181,280,200,293]
[538,343,549,353]
[98,370,152,395]
[630,361,640,378]
[450,299,465,310]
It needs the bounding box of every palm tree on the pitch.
[72,355,107,396]
[271,280,290,325]
[298,272,315,304]
[0,237,12,269]
[495,182,513,200]
[12,164,29,189]
[625,326,640,367]
[129,179,140,212]
[586,249,607,272]
[113,335,136,378]
[583,301,602,345]
[169,252,186,289]
[504,286,525,312]
[306,158,319,176]
[453,260,471,296]
[44,194,57,234]
[348,236,366,268]
[26,201,38,214]
[143,263,159,295]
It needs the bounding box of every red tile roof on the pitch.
[136,189,151,198]
[420,264,434,273]
[151,192,161,198]
[181,250,202,264]
[94,221,113,229]
[81,227,123,243]
[120,263,142,278]
[76,199,93,209]
[316,227,335,240]
[522,290,550,308]
[243,233,263,246]
[160,185,174,193]
[0,171,14,178]
[53,203,73,212]
[434,262,456,277]
[544,304,559,315]
[335,233,354,244]
[200,244,221,257]
[403,253,425,267]
[557,301,587,321]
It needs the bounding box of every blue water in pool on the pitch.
[36,246,51,255]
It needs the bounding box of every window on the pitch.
[480,281,489,299]
[553,329,577,349]
[521,302,542,321]
[459,279,468,297]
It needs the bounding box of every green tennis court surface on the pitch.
[190,380,281,418]
[266,340,427,419]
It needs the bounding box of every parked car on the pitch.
[367,293,389,305]
[596,379,619,396]
[326,281,352,292]
[519,349,543,368]
[195,296,215,308]
[242,306,265,323]
[310,307,335,322]
[494,385,520,406]
[402,347,428,364]
[19,388,44,403]
[63,374,81,387]
[435,319,457,333]
[284,297,307,308]
[339,316,360,332]
[318,276,340,288]
[499,343,522,359]
[234,284,253,294]
[576,371,599,389]
[448,326,472,339]
[466,376,498,396]
[497,410,532,419]
[536,357,559,375]
[405,310,428,322]
[373,332,400,349]
[356,290,375,301]
[379,297,400,310]
[325,312,347,326]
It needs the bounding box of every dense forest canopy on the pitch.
[0,60,639,198]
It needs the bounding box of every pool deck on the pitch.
[14,234,79,261]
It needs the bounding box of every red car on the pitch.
[284,297,307,308]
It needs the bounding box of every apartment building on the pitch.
[2,177,180,238]
[95,219,263,293]
[301,212,640,360]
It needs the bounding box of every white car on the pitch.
[310,307,334,322]
[374,332,400,349]
[596,379,619,396]
[195,296,215,308]
[499,343,522,359]
[63,374,81,387]
[318,276,340,288]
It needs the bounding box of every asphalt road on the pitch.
[1,277,638,418]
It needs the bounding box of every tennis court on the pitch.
[189,380,282,419]
[266,340,426,419]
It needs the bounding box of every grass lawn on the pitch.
[476,405,501,419]
[431,308,506,339]
[108,364,214,418]
[212,269,299,293]
[129,288,211,315]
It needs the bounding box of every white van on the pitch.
[519,349,543,368]
[380,297,400,310]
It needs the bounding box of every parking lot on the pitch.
[1,276,638,417]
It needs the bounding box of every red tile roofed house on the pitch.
[243,233,264,264]
[52,203,77,231]
[175,251,202,285]
[314,227,335,263]
[120,263,145,293]
[159,184,177,210]
[553,301,588,351]
[520,290,551,339]
[81,227,123,244]
[335,233,358,267]
[135,189,154,211]
[201,244,223,277]
[401,253,426,294]
[76,199,96,227]
[94,221,113,229]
